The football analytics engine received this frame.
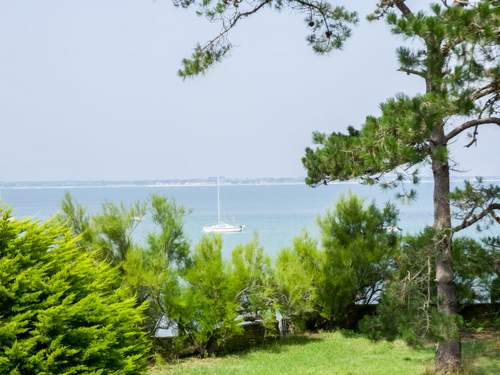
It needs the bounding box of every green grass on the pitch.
[151,332,430,375]
[150,331,499,375]
[461,332,500,375]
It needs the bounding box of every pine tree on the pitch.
[177,0,499,370]
[302,2,499,370]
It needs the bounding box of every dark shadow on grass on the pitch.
[341,325,432,352]
[336,328,435,359]
[219,334,325,359]
[337,327,401,343]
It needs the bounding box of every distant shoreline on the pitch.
[1,176,499,190]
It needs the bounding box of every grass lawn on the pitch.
[150,331,499,375]
[461,331,500,375]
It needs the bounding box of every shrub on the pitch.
[0,210,150,374]
[318,193,399,324]
[275,232,323,332]
[453,237,498,304]
[59,193,191,334]
[147,194,191,269]
[360,230,498,343]
[57,192,146,265]
[168,235,241,356]
[230,237,274,318]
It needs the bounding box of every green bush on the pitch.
[275,232,323,332]
[57,192,146,265]
[0,210,150,374]
[360,229,438,341]
[167,235,241,356]
[318,193,399,324]
[359,230,498,343]
[229,237,275,327]
[58,193,191,335]
[453,237,499,304]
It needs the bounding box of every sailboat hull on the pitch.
[203,224,245,233]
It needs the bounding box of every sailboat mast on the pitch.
[217,176,221,224]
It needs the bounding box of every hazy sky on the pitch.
[0,0,498,181]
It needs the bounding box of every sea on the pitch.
[1,178,498,257]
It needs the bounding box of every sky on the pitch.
[0,0,498,181]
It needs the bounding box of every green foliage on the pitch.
[485,236,500,303]
[303,92,458,186]
[274,232,323,331]
[178,44,231,78]
[229,236,274,322]
[359,228,437,343]
[387,1,499,102]
[453,237,498,303]
[58,193,95,247]
[57,193,191,336]
[58,193,147,265]
[92,201,147,264]
[318,194,399,322]
[0,210,150,374]
[297,3,499,366]
[53,188,498,359]
[360,229,499,343]
[273,194,400,329]
[123,246,182,335]
[174,4,499,369]
[450,178,500,232]
[168,235,241,356]
[302,1,499,188]
[147,194,191,269]
[174,0,358,77]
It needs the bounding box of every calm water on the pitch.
[0,182,496,256]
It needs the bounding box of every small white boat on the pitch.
[203,223,245,233]
[203,177,245,234]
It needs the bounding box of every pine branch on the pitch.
[453,203,500,232]
[445,117,500,142]
[398,67,425,77]
[464,125,479,148]
[451,179,500,233]
[201,0,272,52]
[393,0,413,17]
[369,1,413,21]
[471,82,499,101]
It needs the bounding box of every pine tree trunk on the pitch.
[431,137,461,371]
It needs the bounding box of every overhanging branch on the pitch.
[453,203,500,232]
[445,117,500,142]
[471,82,499,101]
[369,0,413,20]
[201,0,272,51]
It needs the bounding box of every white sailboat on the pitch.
[203,177,245,233]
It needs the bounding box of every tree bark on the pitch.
[431,131,461,372]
